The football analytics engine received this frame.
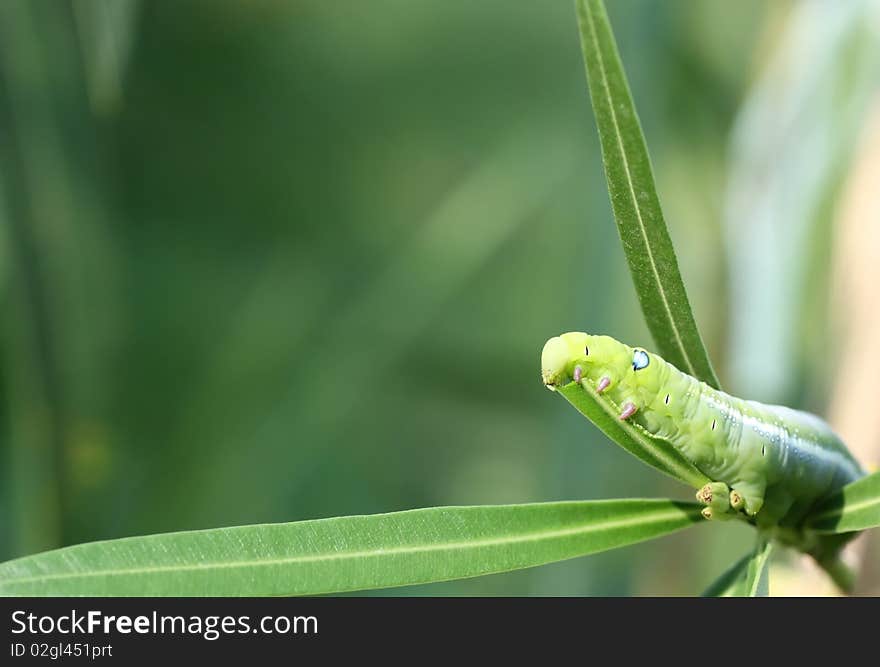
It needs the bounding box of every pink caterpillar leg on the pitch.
[618,402,638,420]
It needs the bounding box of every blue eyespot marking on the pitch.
[632,349,649,371]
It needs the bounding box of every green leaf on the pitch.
[701,552,751,597]
[702,539,772,597]
[0,499,704,596]
[72,0,140,116]
[742,539,772,596]
[574,0,720,389]
[806,470,880,534]
[558,382,709,489]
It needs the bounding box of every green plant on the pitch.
[1,0,877,597]
[542,331,866,590]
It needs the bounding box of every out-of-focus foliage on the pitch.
[1,0,874,595]
[724,0,880,406]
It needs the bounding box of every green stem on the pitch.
[817,556,856,594]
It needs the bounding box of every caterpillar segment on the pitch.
[541,332,865,531]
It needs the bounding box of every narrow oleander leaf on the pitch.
[701,552,752,597]
[0,499,704,596]
[742,539,772,597]
[703,539,772,597]
[574,0,720,389]
[558,382,709,489]
[807,470,880,534]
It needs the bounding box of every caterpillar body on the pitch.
[541,332,865,539]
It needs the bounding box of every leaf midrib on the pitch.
[745,542,772,596]
[809,495,880,523]
[563,381,707,488]
[0,507,695,586]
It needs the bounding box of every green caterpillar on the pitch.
[541,332,865,559]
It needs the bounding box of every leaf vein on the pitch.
[1,508,697,586]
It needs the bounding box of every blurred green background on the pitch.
[1,0,879,595]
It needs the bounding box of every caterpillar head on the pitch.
[541,332,638,392]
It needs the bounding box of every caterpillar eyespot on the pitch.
[541,332,865,532]
[632,349,649,371]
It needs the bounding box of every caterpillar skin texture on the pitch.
[541,332,865,530]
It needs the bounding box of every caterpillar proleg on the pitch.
[541,332,865,537]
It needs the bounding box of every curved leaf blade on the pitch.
[742,539,772,597]
[558,382,709,489]
[0,499,704,596]
[807,470,880,534]
[703,539,772,597]
[701,552,751,597]
[575,0,720,389]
